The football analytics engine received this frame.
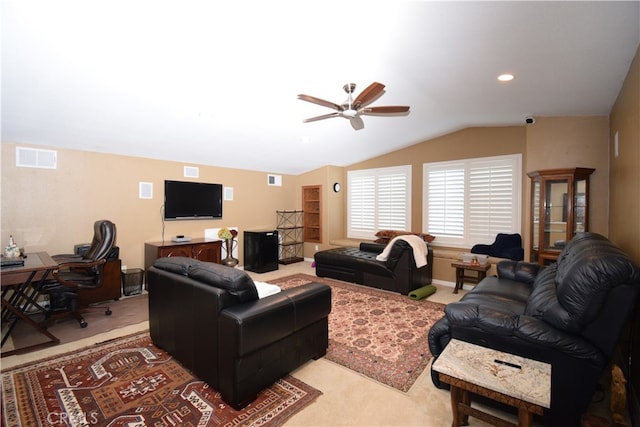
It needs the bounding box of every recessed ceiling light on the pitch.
[498,73,515,82]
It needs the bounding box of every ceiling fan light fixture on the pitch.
[298,82,409,130]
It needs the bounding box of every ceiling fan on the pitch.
[298,82,410,130]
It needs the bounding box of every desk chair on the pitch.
[42,219,117,328]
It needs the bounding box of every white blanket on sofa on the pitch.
[254,281,282,299]
[375,235,429,268]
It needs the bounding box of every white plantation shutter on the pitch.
[468,158,518,241]
[423,154,521,247]
[425,165,465,237]
[348,166,411,239]
[349,173,376,236]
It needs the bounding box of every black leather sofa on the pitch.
[147,257,332,409]
[314,240,433,295]
[428,232,640,425]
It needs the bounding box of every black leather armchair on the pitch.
[148,256,332,409]
[470,232,523,261]
[42,219,117,327]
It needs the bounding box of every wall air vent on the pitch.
[267,174,282,186]
[184,166,199,178]
[16,147,57,169]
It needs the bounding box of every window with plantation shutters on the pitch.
[423,154,521,247]
[348,165,411,239]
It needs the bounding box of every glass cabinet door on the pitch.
[532,181,540,254]
[573,178,587,234]
[528,168,594,265]
[544,180,568,251]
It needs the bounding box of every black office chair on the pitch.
[41,220,117,328]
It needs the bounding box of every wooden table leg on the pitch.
[453,267,463,294]
[478,270,487,281]
[450,384,471,426]
[461,390,470,426]
[518,408,533,427]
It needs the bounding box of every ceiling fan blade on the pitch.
[349,116,365,130]
[297,94,343,111]
[353,82,385,109]
[360,105,410,114]
[303,112,340,123]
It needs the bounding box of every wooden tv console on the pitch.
[144,238,222,277]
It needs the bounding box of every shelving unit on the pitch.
[276,210,304,264]
[302,185,322,243]
[528,168,594,265]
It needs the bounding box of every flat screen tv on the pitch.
[164,180,223,220]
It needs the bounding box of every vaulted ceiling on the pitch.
[2,1,639,174]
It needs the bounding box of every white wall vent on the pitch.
[139,182,153,199]
[224,187,234,201]
[16,147,57,169]
[267,174,282,186]
[184,166,199,178]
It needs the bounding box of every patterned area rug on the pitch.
[271,274,445,392]
[1,332,320,427]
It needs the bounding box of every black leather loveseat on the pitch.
[314,239,433,295]
[428,232,640,425]
[147,257,332,409]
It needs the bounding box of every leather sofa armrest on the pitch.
[444,302,605,365]
[219,283,331,357]
[359,242,386,254]
[496,260,541,285]
[445,302,520,333]
[515,316,605,365]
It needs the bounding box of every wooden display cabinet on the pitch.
[528,168,594,265]
[302,185,322,243]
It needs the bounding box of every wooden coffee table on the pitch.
[451,261,490,293]
[432,339,551,427]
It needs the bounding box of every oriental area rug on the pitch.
[0,332,320,427]
[271,274,445,392]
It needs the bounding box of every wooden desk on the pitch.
[433,339,551,427]
[451,261,490,294]
[1,252,60,356]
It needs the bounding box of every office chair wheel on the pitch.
[80,319,88,328]
[106,309,112,315]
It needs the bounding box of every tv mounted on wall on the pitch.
[164,180,223,220]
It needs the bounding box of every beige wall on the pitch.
[295,165,345,257]
[319,119,611,282]
[346,126,527,234]
[609,45,640,261]
[523,116,610,258]
[3,43,637,278]
[2,116,614,281]
[1,144,296,270]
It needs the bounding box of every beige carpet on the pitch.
[0,262,530,426]
[5,293,149,351]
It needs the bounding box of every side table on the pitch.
[432,339,551,427]
[451,261,490,294]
